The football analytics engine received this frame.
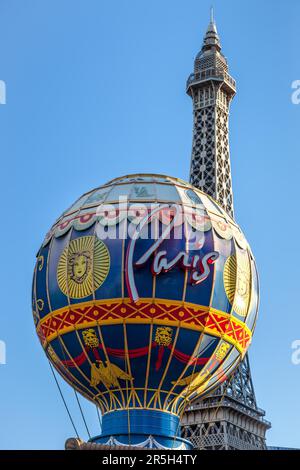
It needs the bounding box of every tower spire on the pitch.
[202,8,221,53]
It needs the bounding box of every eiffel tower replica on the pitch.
[180,12,271,450]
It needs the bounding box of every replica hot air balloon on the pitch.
[32,174,259,449]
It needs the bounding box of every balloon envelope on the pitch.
[32,174,258,424]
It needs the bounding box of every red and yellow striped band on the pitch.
[37,298,252,355]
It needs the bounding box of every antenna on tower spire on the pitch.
[210,6,214,24]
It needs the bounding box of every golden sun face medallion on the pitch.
[223,252,251,317]
[57,236,110,299]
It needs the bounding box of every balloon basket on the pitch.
[89,409,193,450]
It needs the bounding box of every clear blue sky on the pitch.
[0,0,299,449]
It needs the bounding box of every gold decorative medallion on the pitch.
[38,255,44,271]
[223,252,251,317]
[155,326,173,346]
[215,342,230,361]
[57,236,110,299]
[82,329,100,348]
[36,299,44,311]
[47,344,59,364]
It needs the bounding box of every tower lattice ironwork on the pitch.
[181,14,271,450]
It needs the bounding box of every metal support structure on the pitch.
[181,16,271,450]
